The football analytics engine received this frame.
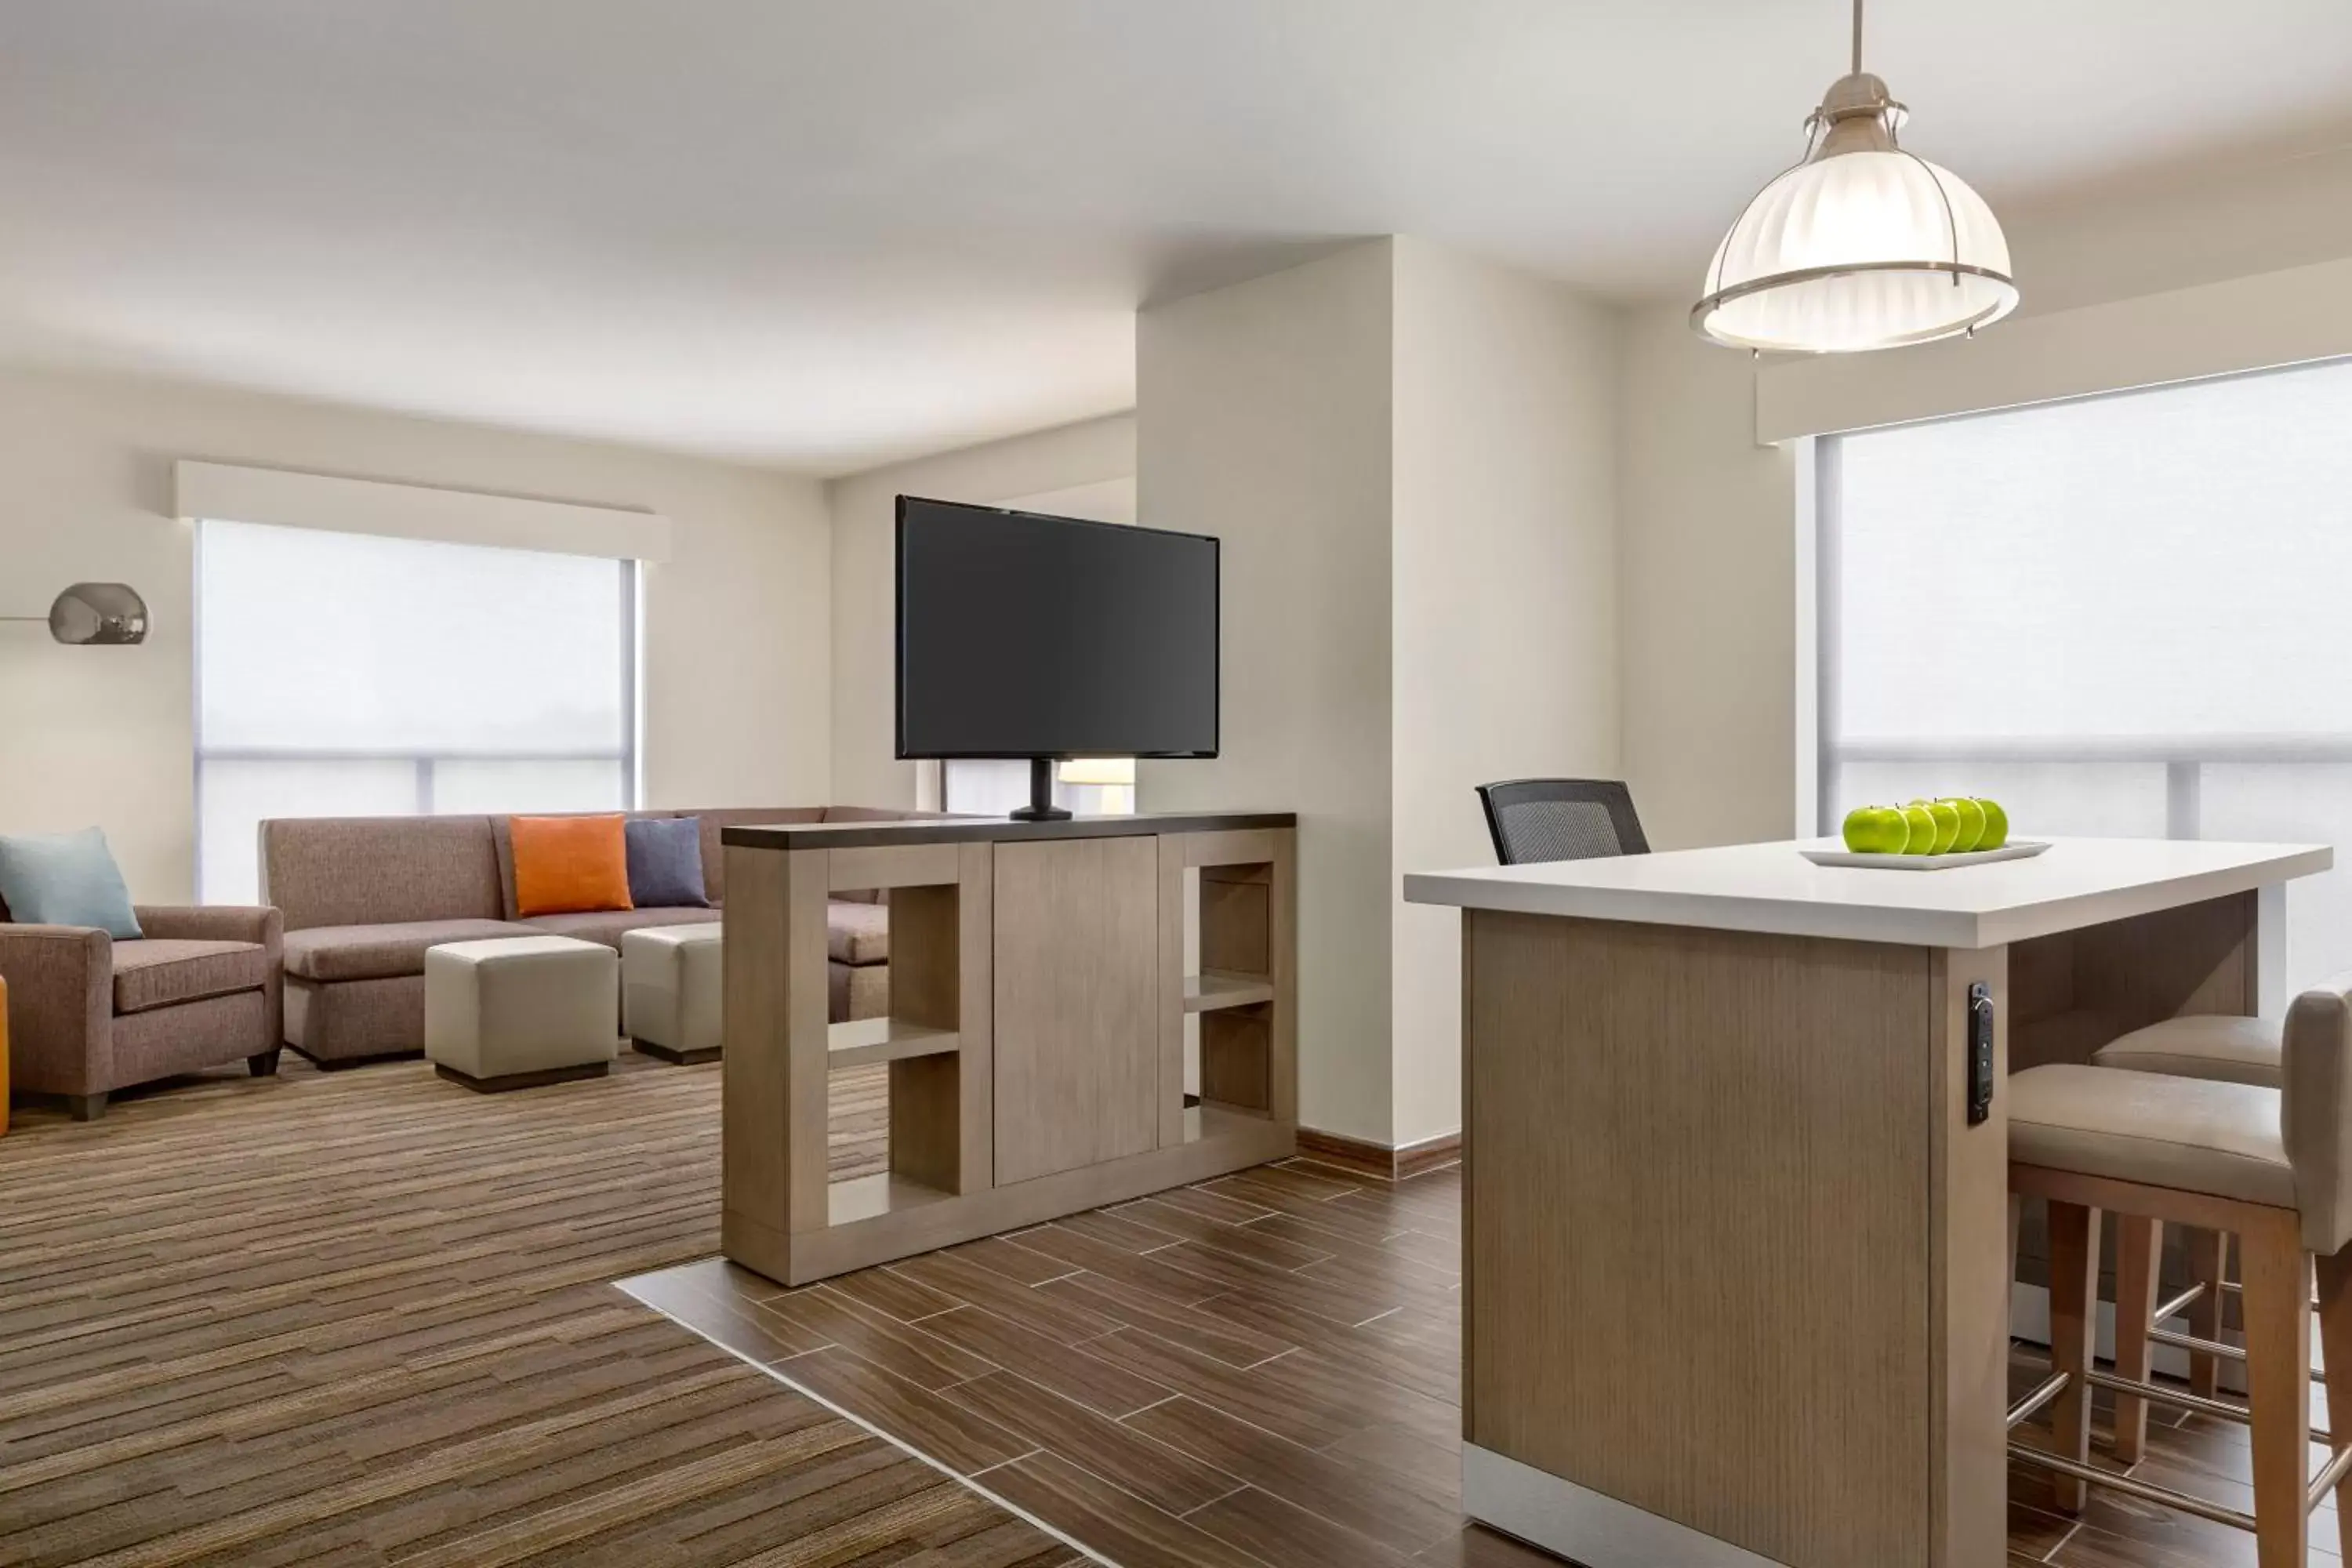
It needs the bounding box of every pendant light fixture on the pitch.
[1692,0,2016,354]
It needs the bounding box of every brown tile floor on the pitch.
[0,1056,1075,1568]
[628,1150,2350,1566]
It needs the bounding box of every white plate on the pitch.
[1800,840,2050,872]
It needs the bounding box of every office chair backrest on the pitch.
[1475,779,1650,866]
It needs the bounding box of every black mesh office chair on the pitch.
[1476,779,1650,866]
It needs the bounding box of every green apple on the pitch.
[1842,804,1909,855]
[1908,798,1962,855]
[1900,803,1938,855]
[1973,798,2009,851]
[1940,797,1987,853]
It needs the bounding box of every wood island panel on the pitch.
[1463,909,1936,1568]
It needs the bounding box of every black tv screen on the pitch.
[895,496,1219,760]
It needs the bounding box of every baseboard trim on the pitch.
[1294,1126,1462,1182]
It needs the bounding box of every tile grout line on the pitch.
[1174,1480,1252,1519]
[620,1284,1123,1568]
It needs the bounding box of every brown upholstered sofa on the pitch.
[0,903,284,1119]
[260,807,922,1065]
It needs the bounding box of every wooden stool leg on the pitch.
[2240,1212,2311,1568]
[2047,1199,2102,1514]
[2318,1246,2352,1559]
[2187,1225,2227,1399]
[2112,1215,2161,1463]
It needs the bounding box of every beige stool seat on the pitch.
[425,935,619,1091]
[622,921,722,1065]
[2011,1063,2294,1208]
[2093,1013,2285,1088]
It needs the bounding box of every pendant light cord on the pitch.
[1851,0,1864,73]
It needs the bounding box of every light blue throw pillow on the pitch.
[0,827,143,938]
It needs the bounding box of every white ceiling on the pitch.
[2,2,2348,473]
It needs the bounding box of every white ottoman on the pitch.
[425,935,619,1091]
[622,922,724,1064]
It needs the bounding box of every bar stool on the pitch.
[2006,984,2352,1567]
[2092,1013,2286,1443]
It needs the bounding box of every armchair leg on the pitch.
[67,1093,107,1122]
[248,1048,282,1078]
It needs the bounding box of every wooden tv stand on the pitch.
[719,811,1298,1286]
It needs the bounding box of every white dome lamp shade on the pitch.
[1693,0,2017,354]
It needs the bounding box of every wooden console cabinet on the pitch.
[720,811,1297,1286]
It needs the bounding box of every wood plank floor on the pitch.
[7,1047,2335,1568]
[0,1054,1075,1568]
[635,1140,2352,1567]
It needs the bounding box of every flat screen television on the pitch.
[896,495,1218,819]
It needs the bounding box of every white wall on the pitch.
[1139,241,1399,1146]
[1388,237,1621,1145]
[1618,304,1798,850]
[0,366,832,902]
[825,414,1135,808]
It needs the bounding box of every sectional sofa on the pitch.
[260,806,925,1064]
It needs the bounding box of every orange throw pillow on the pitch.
[510,815,634,917]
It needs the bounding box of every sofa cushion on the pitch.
[828,900,889,966]
[263,816,503,931]
[624,817,710,909]
[284,920,540,983]
[510,815,633,918]
[0,827,143,938]
[111,938,270,1015]
[521,906,724,950]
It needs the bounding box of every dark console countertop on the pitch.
[722,811,1296,851]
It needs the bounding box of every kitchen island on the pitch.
[1403,836,2331,1568]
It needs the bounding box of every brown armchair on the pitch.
[0,905,283,1120]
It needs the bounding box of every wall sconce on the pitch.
[0,583,149,645]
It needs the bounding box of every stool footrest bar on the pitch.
[2082,1368,2245,1427]
[2310,1443,2352,1513]
[2008,1443,2256,1533]
[2152,1282,2206,1325]
[2148,1324,2245,1363]
[2082,1367,2328,1443]
[2213,1277,2320,1313]
[2149,1325,2328,1384]
[2005,1370,2071,1430]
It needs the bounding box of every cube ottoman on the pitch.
[622,921,723,1064]
[425,935,619,1091]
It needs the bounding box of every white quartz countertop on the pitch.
[1402,837,2334,949]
